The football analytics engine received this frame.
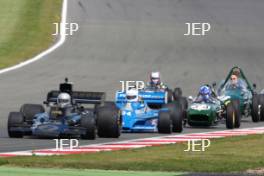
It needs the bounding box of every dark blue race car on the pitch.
[8,79,121,139]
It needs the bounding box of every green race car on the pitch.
[217,66,263,122]
[187,90,240,129]
[187,66,263,129]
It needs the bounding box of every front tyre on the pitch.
[8,112,24,138]
[258,95,264,121]
[226,103,236,129]
[232,100,241,128]
[163,102,183,132]
[158,111,172,134]
[97,107,121,138]
[251,94,260,122]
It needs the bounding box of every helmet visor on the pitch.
[126,95,137,100]
[58,99,69,103]
[151,78,160,84]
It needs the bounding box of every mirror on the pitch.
[188,96,194,101]
[212,82,217,88]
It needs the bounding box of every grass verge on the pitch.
[0,167,184,176]
[1,134,264,173]
[0,0,62,68]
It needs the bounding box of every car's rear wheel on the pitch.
[173,87,182,100]
[8,112,24,138]
[167,89,173,103]
[80,115,96,140]
[20,104,45,123]
[251,94,260,122]
[97,107,121,138]
[158,111,172,134]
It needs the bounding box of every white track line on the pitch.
[0,0,68,75]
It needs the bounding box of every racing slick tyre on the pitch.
[8,112,24,138]
[178,97,188,110]
[226,103,236,129]
[172,103,183,132]
[251,94,261,122]
[95,101,118,114]
[163,102,183,132]
[158,111,172,134]
[80,115,96,140]
[173,87,183,100]
[167,89,173,103]
[97,106,121,138]
[20,104,45,124]
[177,97,188,122]
[104,101,119,111]
[258,94,264,121]
[232,100,241,128]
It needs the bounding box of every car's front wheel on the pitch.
[226,102,236,129]
[97,107,121,138]
[8,112,24,138]
[251,94,260,122]
[158,111,172,134]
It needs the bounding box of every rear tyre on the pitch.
[20,104,45,123]
[251,94,260,122]
[177,97,188,122]
[178,97,188,110]
[167,89,173,103]
[226,103,236,129]
[97,107,121,138]
[80,116,96,140]
[158,111,172,134]
[232,100,241,128]
[173,87,182,100]
[8,112,24,138]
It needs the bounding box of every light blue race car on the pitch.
[115,87,184,133]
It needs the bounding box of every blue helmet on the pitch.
[199,85,211,101]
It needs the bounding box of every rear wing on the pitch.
[115,90,167,105]
[46,78,105,105]
[47,91,106,105]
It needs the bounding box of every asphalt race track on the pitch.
[0,0,264,152]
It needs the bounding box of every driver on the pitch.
[232,68,247,85]
[147,72,167,90]
[195,85,216,103]
[225,74,247,92]
[125,88,145,110]
[53,93,73,117]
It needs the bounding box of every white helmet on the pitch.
[150,71,161,85]
[57,93,71,108]
[126,89,138,102]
